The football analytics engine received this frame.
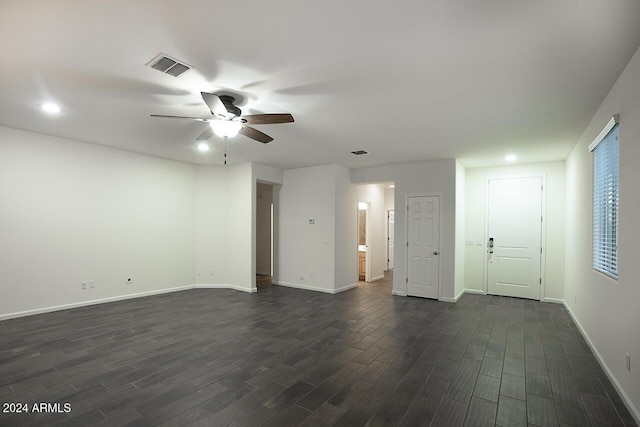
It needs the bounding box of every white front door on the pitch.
[487,177,542,300]
[387,210,394,270]
[407,196,439,299]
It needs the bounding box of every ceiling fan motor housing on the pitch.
[218,95,241,117]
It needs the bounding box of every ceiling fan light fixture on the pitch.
[42,102,61,114]
[210,121,242,138]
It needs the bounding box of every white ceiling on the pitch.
[2,0,640,170]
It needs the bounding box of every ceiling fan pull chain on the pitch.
[224,137,228,165]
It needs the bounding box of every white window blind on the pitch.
[591,119,619,279]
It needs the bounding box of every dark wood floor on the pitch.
[0,272,636,426]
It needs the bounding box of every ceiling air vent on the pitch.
[146,53,192,77]
[351,150,368,155]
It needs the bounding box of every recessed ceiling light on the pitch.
[197,142,210,152]
[505,154,517,162]
[42,102,61,114]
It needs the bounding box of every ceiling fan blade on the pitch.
[151,114,208,122]
[196,127,214,141]
[201,92,227,117]
[242,113,294,125]
[240,126,273,144]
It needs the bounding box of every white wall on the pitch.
[253,163,283,186]
[194,163,254,292]
[276,165,337,293]
[352,159,457,300]
[454,161,466,298]
[227,164,253,289]
[0,126,196,318]
[355,183,387,281]
[384,188,395,212]
[194,166,229,286]
[464,161,566,300]
[256,183,273,276]
[565,46,640,420]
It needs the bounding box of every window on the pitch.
[590,116,619,279]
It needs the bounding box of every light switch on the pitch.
[308,218,315,224]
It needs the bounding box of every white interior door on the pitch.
[487,177,542,300]
[387,210,394,270]
[407,196,439,299]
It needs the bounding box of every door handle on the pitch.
[433,251,438,255]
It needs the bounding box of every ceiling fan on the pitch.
[151,92,294,143]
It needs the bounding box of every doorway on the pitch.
[486,176,543,300]
[256,183,273,290]
[358,201,370,282]
[406,195,440,299]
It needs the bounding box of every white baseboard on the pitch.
[370,275,385,282]
[0,283,263,321]
[440,288,462,302]
[438,288,485,303]
[394,288,486,303]
[195,284,256,293]
[463,289,485,295]
[335,283,358,293]
[542,297,565,304]
[0,285,194,321]
[272,280,353,295]
[563,301,640,424]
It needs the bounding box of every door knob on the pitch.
[433,251,439,255]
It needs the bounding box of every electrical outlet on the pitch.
[81,281,87,290]
[299,275,304,281]
[210,270,214,276]
[574,295,577,304]
[626,354,631,371]
[126,277,133,285]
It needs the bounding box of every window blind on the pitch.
[592,123,619,279]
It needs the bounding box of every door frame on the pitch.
[404,193,443,299]
[483,175,547,300]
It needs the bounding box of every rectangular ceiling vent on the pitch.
[351,150,368,155]
[146,53,192,77]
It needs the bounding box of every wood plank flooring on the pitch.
[0,272,636,426]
